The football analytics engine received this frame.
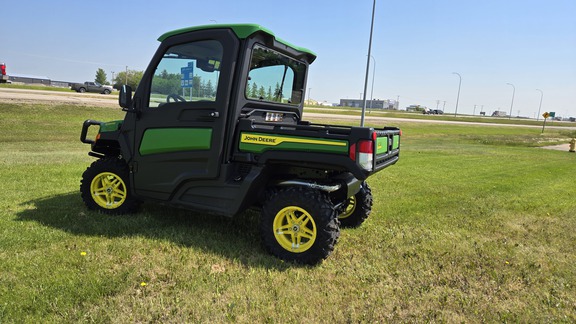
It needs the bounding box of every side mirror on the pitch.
[119,85,133,109]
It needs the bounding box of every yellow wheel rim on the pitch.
[90,172,127,209]
[338,196,356,219]
[273,206,317,253]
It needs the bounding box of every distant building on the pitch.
[7,74,72,88]
[339,99,398,110]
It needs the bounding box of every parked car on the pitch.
[71,82,113,94]
[423,108,443,115]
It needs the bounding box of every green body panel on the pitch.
[157,24,316,59]
[376,137,389,155]
[99,120,123,133]
[239,132,348,154]
[139,128,212,156]
[392,135,400,150]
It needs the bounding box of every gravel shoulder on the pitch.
[0,87,118,108]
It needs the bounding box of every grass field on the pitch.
[1,103,575,322]
[305,106,576,128]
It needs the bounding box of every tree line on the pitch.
[151,70,216,98]
[247,81,283,102]
[94,68,283,102]
[94,68,143,90]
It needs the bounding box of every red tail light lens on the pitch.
[351,139,373,171]
[358,139,373,154]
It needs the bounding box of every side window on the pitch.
[149,40,223,108]
[246,44,305,105]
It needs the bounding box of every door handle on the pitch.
[209,112,220,118]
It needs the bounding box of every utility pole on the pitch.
[536,89,544,121]
[507,83,515,120]
[360,0,376,126]
[452,72,462,117]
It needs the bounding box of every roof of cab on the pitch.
[158,23,316,61]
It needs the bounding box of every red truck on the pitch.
[0,63,9,83]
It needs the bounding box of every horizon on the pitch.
[2,0,574,118]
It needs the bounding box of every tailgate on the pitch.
[374,127,401,171]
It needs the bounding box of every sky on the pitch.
[1,0,575,118]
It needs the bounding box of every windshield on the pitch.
[246,44,306,105]
[149,40,223,107]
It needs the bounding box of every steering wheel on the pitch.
[167,93,186,103]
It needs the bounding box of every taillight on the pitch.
[0,64,6,75]
[350,139,374,171]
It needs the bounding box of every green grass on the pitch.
[1,103,575,322]
[305,106,576,128]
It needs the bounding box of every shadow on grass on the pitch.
[15,192,296,270]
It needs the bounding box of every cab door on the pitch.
[131,30,238,200]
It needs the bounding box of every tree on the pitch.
[151,69,181,95]
[258,86,266,99]
[192,75,201,98]
[273,82,281,102]
[250,82,258,98]
[95,68,108,85]
[267,86,273,101]
[113,70,144,90]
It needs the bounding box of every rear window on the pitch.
[245,44,306,105]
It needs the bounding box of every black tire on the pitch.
[260,187,340,265]
[103,89,111,95]
[338,182,373,228]
[78,87,86,93]
[80,158,140,214]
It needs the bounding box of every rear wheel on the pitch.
[338,182,373,228]
[78,87,86,93]
[260,187,340,265]
[80,158,140,214]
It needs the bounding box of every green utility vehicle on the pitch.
[80,24,401,264]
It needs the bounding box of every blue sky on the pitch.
[2,0,575,118]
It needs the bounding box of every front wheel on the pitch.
[80,158,140,214]
[260,187,340,265]
[338,182,373,228]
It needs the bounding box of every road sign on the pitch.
[542,112,550,119]
[181,63,194,88]
[549,112,556,118]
